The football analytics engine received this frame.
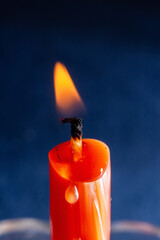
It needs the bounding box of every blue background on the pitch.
[0,1,160,225]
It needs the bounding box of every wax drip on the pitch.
[65,184,79,204]
[60,117,82,140]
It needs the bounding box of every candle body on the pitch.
[49,139,111,240]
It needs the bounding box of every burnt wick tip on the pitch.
[60,117,83,140]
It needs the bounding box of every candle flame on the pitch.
[54,62,85,116]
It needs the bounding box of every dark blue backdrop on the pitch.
[0,1,160,225]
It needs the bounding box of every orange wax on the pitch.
[49,139,111,240]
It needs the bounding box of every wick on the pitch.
[60,117,82,140]
[60,117,83,162]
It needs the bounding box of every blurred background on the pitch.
[0,0,160,225]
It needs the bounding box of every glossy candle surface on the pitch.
[49,139,111,240]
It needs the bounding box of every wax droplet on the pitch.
[65,184,79,204]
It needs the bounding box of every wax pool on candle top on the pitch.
[49,139,111,240]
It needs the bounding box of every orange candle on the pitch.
[49,63,111,240]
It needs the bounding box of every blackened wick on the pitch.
[60,117,83,140]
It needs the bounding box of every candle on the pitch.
[49,63,111,240]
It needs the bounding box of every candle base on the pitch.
[0,218,159,240]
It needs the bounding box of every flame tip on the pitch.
[54,61,65,69]
[54,62,85,115]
